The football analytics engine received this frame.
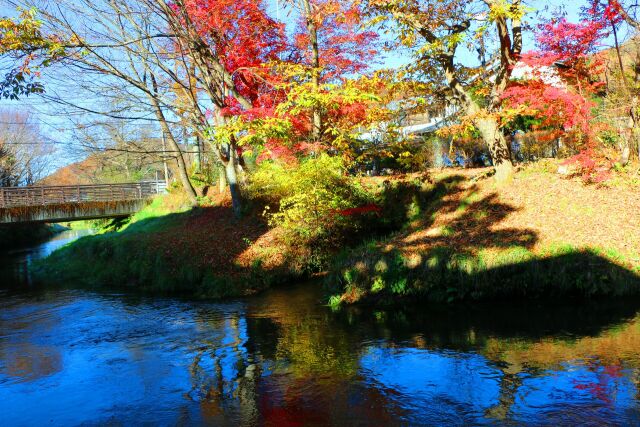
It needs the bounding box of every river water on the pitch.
[1,231,640,426]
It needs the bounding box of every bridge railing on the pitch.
[0,181,167,209]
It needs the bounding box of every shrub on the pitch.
[248,154,372,245]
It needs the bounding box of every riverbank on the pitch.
[33,161,640,302]
[31,169,426,297]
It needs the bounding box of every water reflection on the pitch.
[0,229,92,287]
[0,287,639,425]
[1,235,640,424]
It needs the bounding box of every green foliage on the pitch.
[249,154,371,244]
[0,8,71,99]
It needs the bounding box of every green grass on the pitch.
[31,214,247,299]
[326,243,640,305]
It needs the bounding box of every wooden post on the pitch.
[0,188,4,209]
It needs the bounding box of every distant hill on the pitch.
[38,157,102,186]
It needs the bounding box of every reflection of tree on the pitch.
[274,319,358,379]
[484,364,523,421]
[483,315,640,369]
[188,310,260,426]
[480,315,640,421]
[186,290,640,424]
[247,286,361,379]
[0,301,64,383]
[337,301,640,423]
[0,342,62,383]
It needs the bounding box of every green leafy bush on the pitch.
[248,154,372,244]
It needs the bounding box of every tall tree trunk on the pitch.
[224,142,242,217]
[302,0,322,141]
[168,133,198,204]
[148,74,198,204]
[213,113,244,217]
[194,134,202,172]
[441,49,514,183]
[627,100,640,163]
[156,119,198,204]
[162,131,171,188]
[612,19,633,166]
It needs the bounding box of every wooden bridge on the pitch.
[0,181,167,224]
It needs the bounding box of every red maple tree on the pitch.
[501,7,621,182]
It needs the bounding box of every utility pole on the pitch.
[161,130,170,188]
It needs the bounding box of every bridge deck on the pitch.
[0,181,166,224]
[0,181,165,209]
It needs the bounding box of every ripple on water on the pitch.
[1,237,640,425]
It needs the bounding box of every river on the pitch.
[1,231,640,425]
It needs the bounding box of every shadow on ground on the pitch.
[327,174,640,303]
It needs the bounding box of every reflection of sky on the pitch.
[358,347,640,425]
[0,295,253,426]
[359,347,501,425]
[512,364,640,425]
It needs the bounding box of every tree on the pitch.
[0,8,66,99]
[501,13,608,146]
[2,1,201,203]
[159,0,288,215]
[589,0,640,164]
[166,0,383,214]
[366,0,525,183]
[73,119,166,183]
[287,0,379,141]
[0,109,55,186]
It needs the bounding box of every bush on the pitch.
[248,154,372,245]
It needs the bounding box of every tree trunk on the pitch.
[171,137,199,204]
[627,96,640,164]
[162,131,171,188]
[159,124,198,204]
[442,56,515,184]
[218,164,227,194]
[475,117,514,183]
[302,0,322,141]
[224,143,242,218]
[194,134,202,172]
[147,75,198,205]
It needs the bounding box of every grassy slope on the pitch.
[327,161,640,305]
